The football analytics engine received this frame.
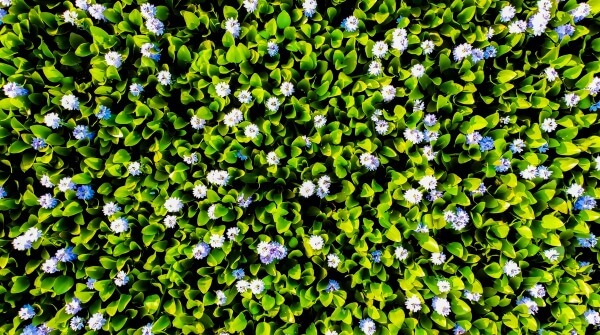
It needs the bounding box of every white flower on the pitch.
[103,202,121,216]
[105,51,122,68]
[110,217,129,234]
[414,100,425,112]
[243,0,258,12]
[225,18,241,38]
[503,260,521,277]
[359,153,380,171]
[210,234,225,248]
[266,152,279,165]
[215,82,231,98]
[236,280,250,293]
[70,316,85,331]
[61,94,79,110]
[544,67,558,82]
[207,204,217,220]
[299,181,316,197]
[164,197,184,212]
[40,174,54,188]
[403,128,424,144]
[314,115,327,128]
[394,246,409,261]
[140,3,156,19]
[227,227,240,240]
[88,4,106,21]
[58,177,75,192]
[432,297,451,316]
[224,108,244,127]
[381,85,396,102]
[359,318,376,335]
[266,97,281,112]
[250,279,265,294]
[164,215,177,228]
[404,189,423,204]
[216,290,227,306]
[419,175,437,190]
[75,0,89,10]
[43,112,61,129]
[237,90,253,103]
[207,170,230,186]
[65,298,82,315]
[584,309,600,326]
[342,16,359,32]
[372,41,388,58]
[145,17,164,35]
[128,162,141,176]
[302,0,317,18]
[114,271,129,286]
[42,257,59,274]
[541,118,557,132]
[191,116,206,130]
[375,120,389,135]
[544,248,560,262]
[368,61,383,76]
[280,81,295,97]
[391,28,408,52]
[308,235,324,250]
[193,184,207,199]
[19,305,35,320]
[411,64,425,78]
[88,313,106,331]
[327,254,340,268]
[62,9,79,25]
[566,183,584,197]
[564,93,580,107]
[244,124,260,139]
[520,165,538,180]
[421,40,434,54]
[508,20,527,34]
[437,280,451,293]
[500,5,516,22]
[431,252,446,265]
[405,296,422,313]
[157,71,172,85]
[529,284,546,298]
[452,43,472,61]
[587,77,600,96]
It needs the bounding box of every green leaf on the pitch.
[277,11,291,29]
[541,215,563,229]
[53,275,74,295]
[113,149,131,163]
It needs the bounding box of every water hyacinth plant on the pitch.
[0,0,599,334]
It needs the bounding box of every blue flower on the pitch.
[483,46,497,59]
[495,158,511,172]
[371,250,382,263]
[555,24,575,40]
[325,279,340,292]
[73,125,94,141]
[478,136,494,152]
[0,186,6,199]
[32,138,47,151]
[96,105,112,120]
[574,195,596,211]
[232,269,245,280]
[76,185,95,200]
[538,143,549,153]
[577,234,597,248]
[236,150,248,161]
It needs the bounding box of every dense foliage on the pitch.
[1,0,600,334]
